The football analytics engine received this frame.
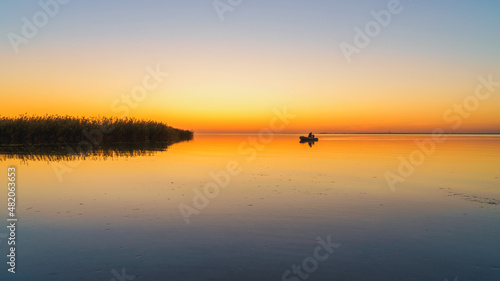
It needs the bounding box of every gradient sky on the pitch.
[1,0,499,133]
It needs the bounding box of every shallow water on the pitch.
[0,134,499,281]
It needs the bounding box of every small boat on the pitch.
[300,136,318,141]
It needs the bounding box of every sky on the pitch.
[1,0,499,133]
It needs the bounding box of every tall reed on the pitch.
[0,115,193,145]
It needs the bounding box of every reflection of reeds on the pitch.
[0,115,193,144]
[0,142,180,162]
[0,115,193,162]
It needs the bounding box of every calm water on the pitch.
[1,134,499,281]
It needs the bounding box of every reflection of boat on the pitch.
[300,136,318,141]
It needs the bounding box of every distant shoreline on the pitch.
[195,132,500,135]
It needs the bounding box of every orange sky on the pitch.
[2,50,499,133]
[1,1,499,133]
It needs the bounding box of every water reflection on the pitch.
[0,134,499,281]
[300,139,317,147]
[0,141,189,162]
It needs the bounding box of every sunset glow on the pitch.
[1,0,499,133]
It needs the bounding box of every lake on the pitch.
[1,134,499,281]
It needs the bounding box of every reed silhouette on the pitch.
[0,115,193,144]
[0,115,193,161]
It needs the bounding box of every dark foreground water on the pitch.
[0,134,499,281]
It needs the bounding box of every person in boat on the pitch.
[308,132,315,138]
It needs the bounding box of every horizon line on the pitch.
[194,132,500,135]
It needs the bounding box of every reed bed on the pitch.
[0,115,193,145]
